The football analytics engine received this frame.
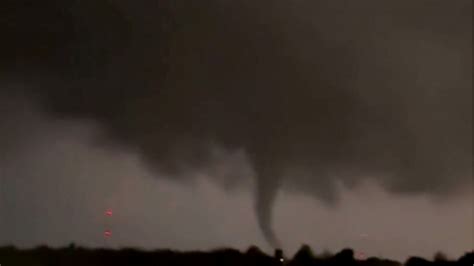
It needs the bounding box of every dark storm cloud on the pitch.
[1,0,471,247]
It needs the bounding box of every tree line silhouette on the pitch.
[0,245,471,266]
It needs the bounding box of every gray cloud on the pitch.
[1,0,471,247]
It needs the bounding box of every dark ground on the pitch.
[0,245,472,266]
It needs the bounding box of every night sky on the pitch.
[0,0,472,261]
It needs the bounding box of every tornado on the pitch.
[253,160,282,249]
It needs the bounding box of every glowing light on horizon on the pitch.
[356,251,367,260]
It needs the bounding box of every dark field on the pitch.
[0,246,472,266]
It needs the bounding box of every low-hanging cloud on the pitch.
[1,0,471,247]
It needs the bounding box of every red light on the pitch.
[105,209,113,216]
[104,230,112,237]
[356,252,366,260]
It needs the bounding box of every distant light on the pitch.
[280,258,284,262]
[104,230,112,237]
[356,251,366,260]
[105,209,113,217]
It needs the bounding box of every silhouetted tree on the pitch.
[406,257,432,266]
[290,244,316,266]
